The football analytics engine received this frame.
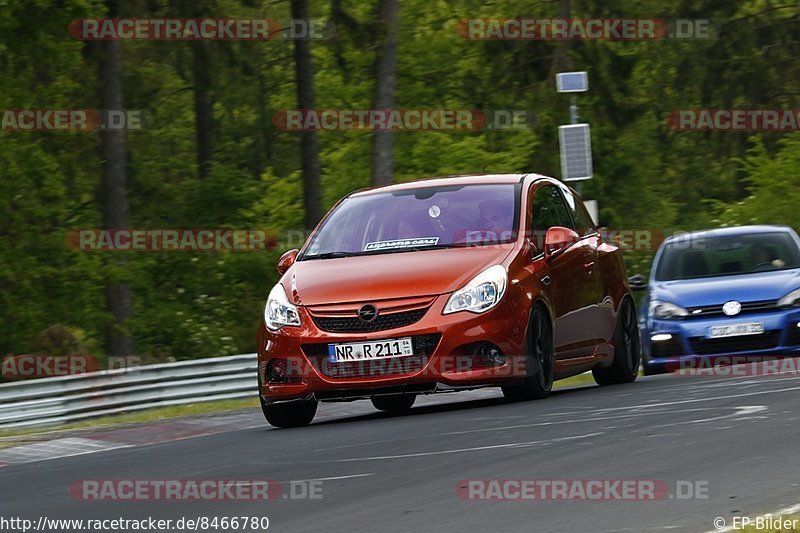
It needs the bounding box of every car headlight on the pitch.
[649,300,688,320]
[264,283,301,331]
[778,288,800,308]
[443,265,507,315]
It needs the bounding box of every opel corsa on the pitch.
[257,174,640,427]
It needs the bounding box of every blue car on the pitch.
[633,225,800,375]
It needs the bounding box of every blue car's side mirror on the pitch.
[628,274,648,291]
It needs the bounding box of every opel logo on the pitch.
[358,304,379,323]
[722,300,742,316]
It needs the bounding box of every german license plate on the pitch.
[708,322,764,339]
[328,337,413,363]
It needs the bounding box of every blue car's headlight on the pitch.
[778,288,800,308]
[650,300,688,320]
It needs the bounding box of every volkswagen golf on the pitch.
[636,225,800,374]
[257,174,640,427]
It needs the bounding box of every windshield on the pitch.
[655,231,800,281]
[301,183,520,259]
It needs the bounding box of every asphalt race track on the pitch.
[3,372,800,533]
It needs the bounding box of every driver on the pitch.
[750,243,783,268]
[477,198,513,241]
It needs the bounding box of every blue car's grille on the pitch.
[686,300,778,318]
[689,331,781,355]
[650,337,686,358]
[786,327,800,347]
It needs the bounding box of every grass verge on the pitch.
[0,397,259,442]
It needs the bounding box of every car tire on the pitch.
[259,386,317,427]
[371,394,416,412]
[502,305,553,402]
[593,298,641,386]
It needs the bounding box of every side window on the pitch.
[530,185,574,248]
[562,189,596,236]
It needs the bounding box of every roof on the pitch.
[664,225,796,243]
[350,173,545,197]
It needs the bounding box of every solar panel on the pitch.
[559,124,593,181]
[556,71,588,93]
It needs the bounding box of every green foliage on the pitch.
[1,0,798,359]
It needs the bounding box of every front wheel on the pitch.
[502,306,553,402]
[371,394,416,412]
[261,396,318,428]
[593,298,641,385]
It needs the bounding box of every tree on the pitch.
[371,0,398,186]
[292,0,323,229]
[99,0,133,356]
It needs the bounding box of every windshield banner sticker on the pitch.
[364,237,439,252]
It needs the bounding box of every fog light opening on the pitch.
[472,343,506,368]
[266,358,288,384]
[651,333,673,342]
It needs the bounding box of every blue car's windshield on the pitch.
[655,231,800,281]
[300,183,520,260]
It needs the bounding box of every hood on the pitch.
[284,245,514,306]
[650,268,800,307]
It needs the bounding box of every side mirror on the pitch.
[276,249,299,275]
[628,274,648,291]
[544,226,579,260]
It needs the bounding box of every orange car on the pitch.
[257,174,640,427]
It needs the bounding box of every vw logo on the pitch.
[357,304,379,323]
[722,300,742,316]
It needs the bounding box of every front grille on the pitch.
[311,308,427,333]
[686,300,778,318]
[650,338,686,359]
[302,333,441,379]
[786,326,800,347]
[689,331,780,355]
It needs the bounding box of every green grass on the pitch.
[554,371,599,389]
[0,397,260,442]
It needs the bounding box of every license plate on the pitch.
[708,322,764,339]
[328,337,414,363]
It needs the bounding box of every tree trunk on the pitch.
[192,41,214,179]
[371,0,397,187]
[552,0,574,74]
[100,0,133,356]
[291,0,323,229]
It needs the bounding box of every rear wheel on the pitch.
[371,394,416,412]
[502,306,553,402]
[593,298,641,385]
